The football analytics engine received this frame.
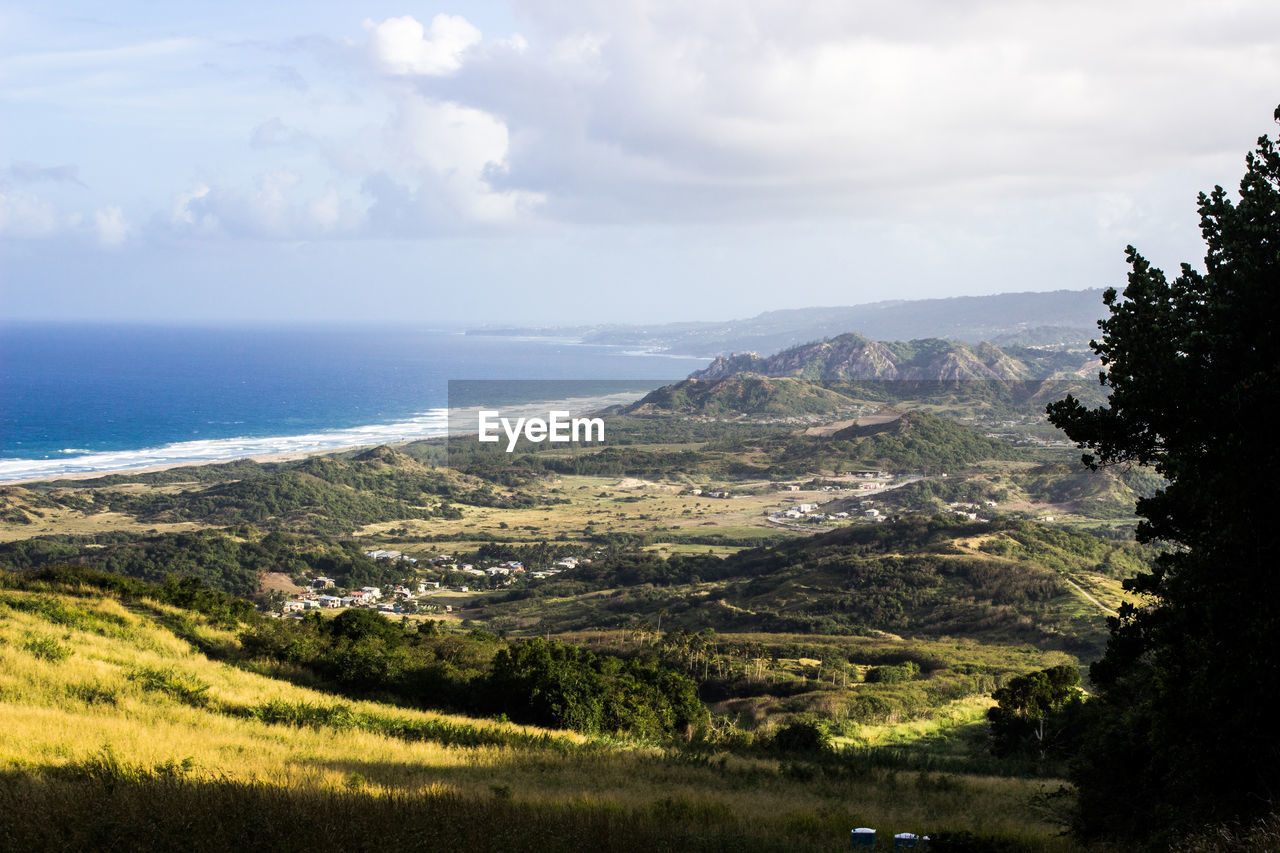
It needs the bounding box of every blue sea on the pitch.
[0,323,707,482]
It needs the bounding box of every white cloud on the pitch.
[415,0,1280,224]
[93,205,130,246]
[364,14,481,76]
[170,184,214,229]
[0,187,61,238]
[167,173,363,239]
[371,93,541,227]
[307,185,343,231]
[9,1,1278,256]
[0,186,132,247]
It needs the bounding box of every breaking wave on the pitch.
[0,409,450,483]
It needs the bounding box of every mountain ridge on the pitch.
[468,288,1107,357]
[692,333,1074,385]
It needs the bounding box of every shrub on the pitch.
[771,720,832,754]
[22,634,72,662]
[864,661,920,684]
[126,666,211,707]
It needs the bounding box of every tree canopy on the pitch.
[1047,106,1280,843]
[986,664,1081,760]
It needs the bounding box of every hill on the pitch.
[479,518,1138,658]
[2,446,550,540]
[769,410,1025,475]
[623,374,860,417]
[694,334,1045,384]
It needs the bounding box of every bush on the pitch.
[864,661,920,684]
[771,720,832,754]
[22,634,72,662]
[127,666,211,707]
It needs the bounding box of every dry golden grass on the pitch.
[0,588,1092,850]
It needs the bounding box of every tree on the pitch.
[1046,105,1280,843]
[986,664,1081,760]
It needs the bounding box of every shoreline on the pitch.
[0,389,650,488]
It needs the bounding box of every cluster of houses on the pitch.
[769,497,890,526]
[945,501,996,522]
[447,556,581,584]
[984,430,1074,449]
[279,576,446,617]
[363,549,418,564]
[770,502,859,525]
[274,549,588,617]
[685,488,735,499]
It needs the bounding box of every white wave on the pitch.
[0,409,450,484]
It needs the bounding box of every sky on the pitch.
[2,1,1278,326]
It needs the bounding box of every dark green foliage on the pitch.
[239,613,707,741]
[488,637,708,739]
[864,661,920,684]
[103,469,438,535]
[978,521,1149,580]
[755,411,1023,476]
[769,720,832,754]
[0,589,134,637]
[1046,107,1280,842]
[50,458,277,488]
[29,446,526,536]
[704,518,1083,644]
[244,699,575,750]
[0,530,407,596]
[986,665,1082,761]
[2,565,254,628]
[481,516,1115,653]
[22,634,73,662]
[1010,462,1163,520]
[127,666,212,707]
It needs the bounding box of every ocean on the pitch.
[0,323,707,482]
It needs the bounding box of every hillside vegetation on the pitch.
[0,570,1081,851]
[624,374,860,417]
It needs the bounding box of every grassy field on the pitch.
[0,431,1158,850]
[353,473,815,543]
[0,582,1092,851]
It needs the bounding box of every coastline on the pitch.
[0,390,649,487]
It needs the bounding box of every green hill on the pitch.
[9,446,544,538]
[693,334,1042,384]
[767,410,1024,475]
[624,374,860,417]
[479,518,1131,657]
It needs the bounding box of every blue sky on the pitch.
[2,1,1278,325]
